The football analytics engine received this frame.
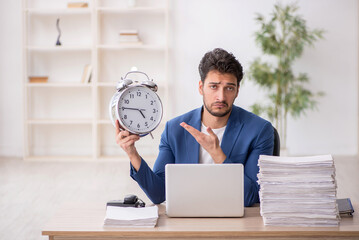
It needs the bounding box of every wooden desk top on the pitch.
[42,203,359,239]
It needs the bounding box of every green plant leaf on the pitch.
[247,2,325,142]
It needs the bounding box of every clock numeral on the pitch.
[150,101,154,105]
[137,92,141,97]
[137,123,140,128]
[145,122,148,127]
[129,94,134,99]
[124,99,129,104]
[124,115,127,119]
[150,116,154,121]
[129,120,133,125]
[153,109,156,113]
[145,94,148,99]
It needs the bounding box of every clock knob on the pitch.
[116,79,133,91]
[142,80,158,92]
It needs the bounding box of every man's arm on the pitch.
[129,122,175,204]
[116,119,173,204]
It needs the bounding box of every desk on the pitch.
[42,203,359,240]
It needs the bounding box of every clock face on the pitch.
[117,86,163,134]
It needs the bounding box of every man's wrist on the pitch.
[129,152,141,171]
[211,149,226,164]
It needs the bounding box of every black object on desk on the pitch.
[107,194,145,208]
[337,198,354,216]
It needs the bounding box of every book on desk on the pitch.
[337,198,355,216]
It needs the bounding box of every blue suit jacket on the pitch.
[130,105,274,207]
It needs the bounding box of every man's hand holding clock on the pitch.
[115,120,142,171]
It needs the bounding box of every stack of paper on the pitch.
[257,154,339,227]
[104,205,158,227]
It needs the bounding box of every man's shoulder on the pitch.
[230,106,274,146]
[232,106,272,128]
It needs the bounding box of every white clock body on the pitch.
[110,84,163,136]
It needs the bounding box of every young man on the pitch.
[116,48,274,207]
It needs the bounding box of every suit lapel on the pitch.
[185,108,202,163]
[221,106,244,158]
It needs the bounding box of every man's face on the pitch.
[199,70,239,117]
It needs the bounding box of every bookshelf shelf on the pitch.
[98,44,165,50]
[27,119,93,125]
[24,156,95,161]
[97,7,165,14]
[26,83,92,87]
[23,0,169,161]
[26,8,92,15]
[27,46,92,52]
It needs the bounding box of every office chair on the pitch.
[273,127,280,156]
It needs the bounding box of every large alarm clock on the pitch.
[109,71,163,137]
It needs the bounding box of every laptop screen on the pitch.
[165,164,244,217]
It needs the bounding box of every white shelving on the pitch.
[23,0,169,161]
[27,46,92,51]
[27,119,93,124]
[98,7,165,13]
[26,8,92,15]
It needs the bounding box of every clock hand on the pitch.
[138,109,146,118]
[122,107,146,118]
[122,107,146,111]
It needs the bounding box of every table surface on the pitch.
[42,202,359,239]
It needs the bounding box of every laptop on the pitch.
[165,164,244,217]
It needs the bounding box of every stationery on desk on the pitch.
[104,205,158,228]
[337,198,355,216]
[104,195,158,228]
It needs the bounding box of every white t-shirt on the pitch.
[199,123,227,164]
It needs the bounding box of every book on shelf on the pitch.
[29,76,48,83]
[119,30,142,44]
[81,64,92,83]
[67,2,88,8]
[119,29,138,35]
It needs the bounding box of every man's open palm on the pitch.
[180,122,226,163]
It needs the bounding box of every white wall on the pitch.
[0,0,23,156]
[0,0,357,157]
[169,0,358,156]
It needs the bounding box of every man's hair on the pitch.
[198,48,244,86]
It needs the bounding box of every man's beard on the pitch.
[203,101,232,117]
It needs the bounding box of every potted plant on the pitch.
[248,2,324,151]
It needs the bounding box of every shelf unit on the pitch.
[23,0,169,161]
